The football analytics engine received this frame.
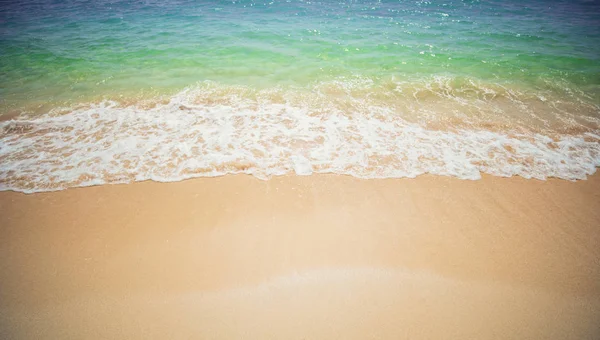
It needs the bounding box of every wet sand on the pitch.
[1,174,600,339]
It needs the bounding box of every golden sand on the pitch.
[1,174,599,339]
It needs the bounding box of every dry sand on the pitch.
[1,174,600,339]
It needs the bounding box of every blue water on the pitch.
[2,0,599,107]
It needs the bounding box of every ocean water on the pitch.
[1,0,599,192]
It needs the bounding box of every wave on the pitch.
[1,79,599,193]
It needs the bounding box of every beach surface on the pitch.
[1,174,599,339]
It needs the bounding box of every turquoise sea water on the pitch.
[1,0,599,192]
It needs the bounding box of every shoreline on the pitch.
[2,83,599,193]
[1,174,600,338]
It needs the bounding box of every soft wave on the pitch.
[1,80,599,193]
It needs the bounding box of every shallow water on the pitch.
[1,0,599,192]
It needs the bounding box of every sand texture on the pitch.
[1,174,600,339]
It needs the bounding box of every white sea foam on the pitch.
[1,83,599,193]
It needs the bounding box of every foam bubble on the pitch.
[1,82,599,193]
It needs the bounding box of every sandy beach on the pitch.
[2,0,600,338]
[1,174,599,339]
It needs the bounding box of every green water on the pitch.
[1,0,599,111]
